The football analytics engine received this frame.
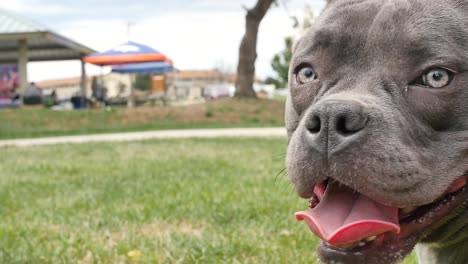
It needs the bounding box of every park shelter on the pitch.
[0,9,95,98]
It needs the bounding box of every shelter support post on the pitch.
[127,74,135,108]
[80,57,87,106]
[18,39,28,103]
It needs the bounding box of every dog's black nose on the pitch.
[305,99,368,154]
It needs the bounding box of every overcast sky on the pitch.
[1,0,326,81]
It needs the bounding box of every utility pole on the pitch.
[126,21,136,108]
[127,22,135,42]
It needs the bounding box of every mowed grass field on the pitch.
[0,138,417,263]
[0,99,284,140]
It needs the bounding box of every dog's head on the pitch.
[286,0,468,263]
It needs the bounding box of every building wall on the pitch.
[38,73,132,100]
[38,70,266,102]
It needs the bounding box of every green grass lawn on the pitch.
[0,138,417,263]
[0,98,285,140]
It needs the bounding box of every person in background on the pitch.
[91,76,98,100]
[91,76,107,106]
[23,82,42,105]
[50,89,57,104]
[9,74,19,103]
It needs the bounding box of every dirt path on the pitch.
[0,127,286,147]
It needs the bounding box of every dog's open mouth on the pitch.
[295,176,467,263]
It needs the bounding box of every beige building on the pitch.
[165,69,263,100]
[37,69,265,103]
[37,73,132,100]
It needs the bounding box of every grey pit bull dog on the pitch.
[285,0,468,263]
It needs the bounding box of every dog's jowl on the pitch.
[285,0,468,263]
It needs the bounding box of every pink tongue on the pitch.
[295,182,400,246]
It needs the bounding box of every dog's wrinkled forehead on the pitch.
[293,0,468,69]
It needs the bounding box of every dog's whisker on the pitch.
[274,167,288,185]
[273,152,287,158]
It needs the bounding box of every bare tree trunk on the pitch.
[235,0,275,98]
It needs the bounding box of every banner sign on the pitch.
[0,64,19,99]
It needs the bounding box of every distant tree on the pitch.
[267,5,315,89]
[134,74,152,91]
[268,36,293,89]
[264,76,282,88]
[235,0,276,98]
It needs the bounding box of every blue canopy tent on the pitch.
[84,41,173,107]
[85,41,171,66]
[111,61,174,74]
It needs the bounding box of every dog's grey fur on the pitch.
[285,0,468,263]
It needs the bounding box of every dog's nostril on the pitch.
[335,115,366,136]
[308,115,321,134]
[336,116,353,136]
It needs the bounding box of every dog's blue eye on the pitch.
[296,66,317,84]
[422,68,452,88]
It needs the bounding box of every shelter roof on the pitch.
[0,9,95,64]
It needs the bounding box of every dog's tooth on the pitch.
[401,206,417,214]
[338,242,358,249]
[365,236,377,242]
[358,241,366,247]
